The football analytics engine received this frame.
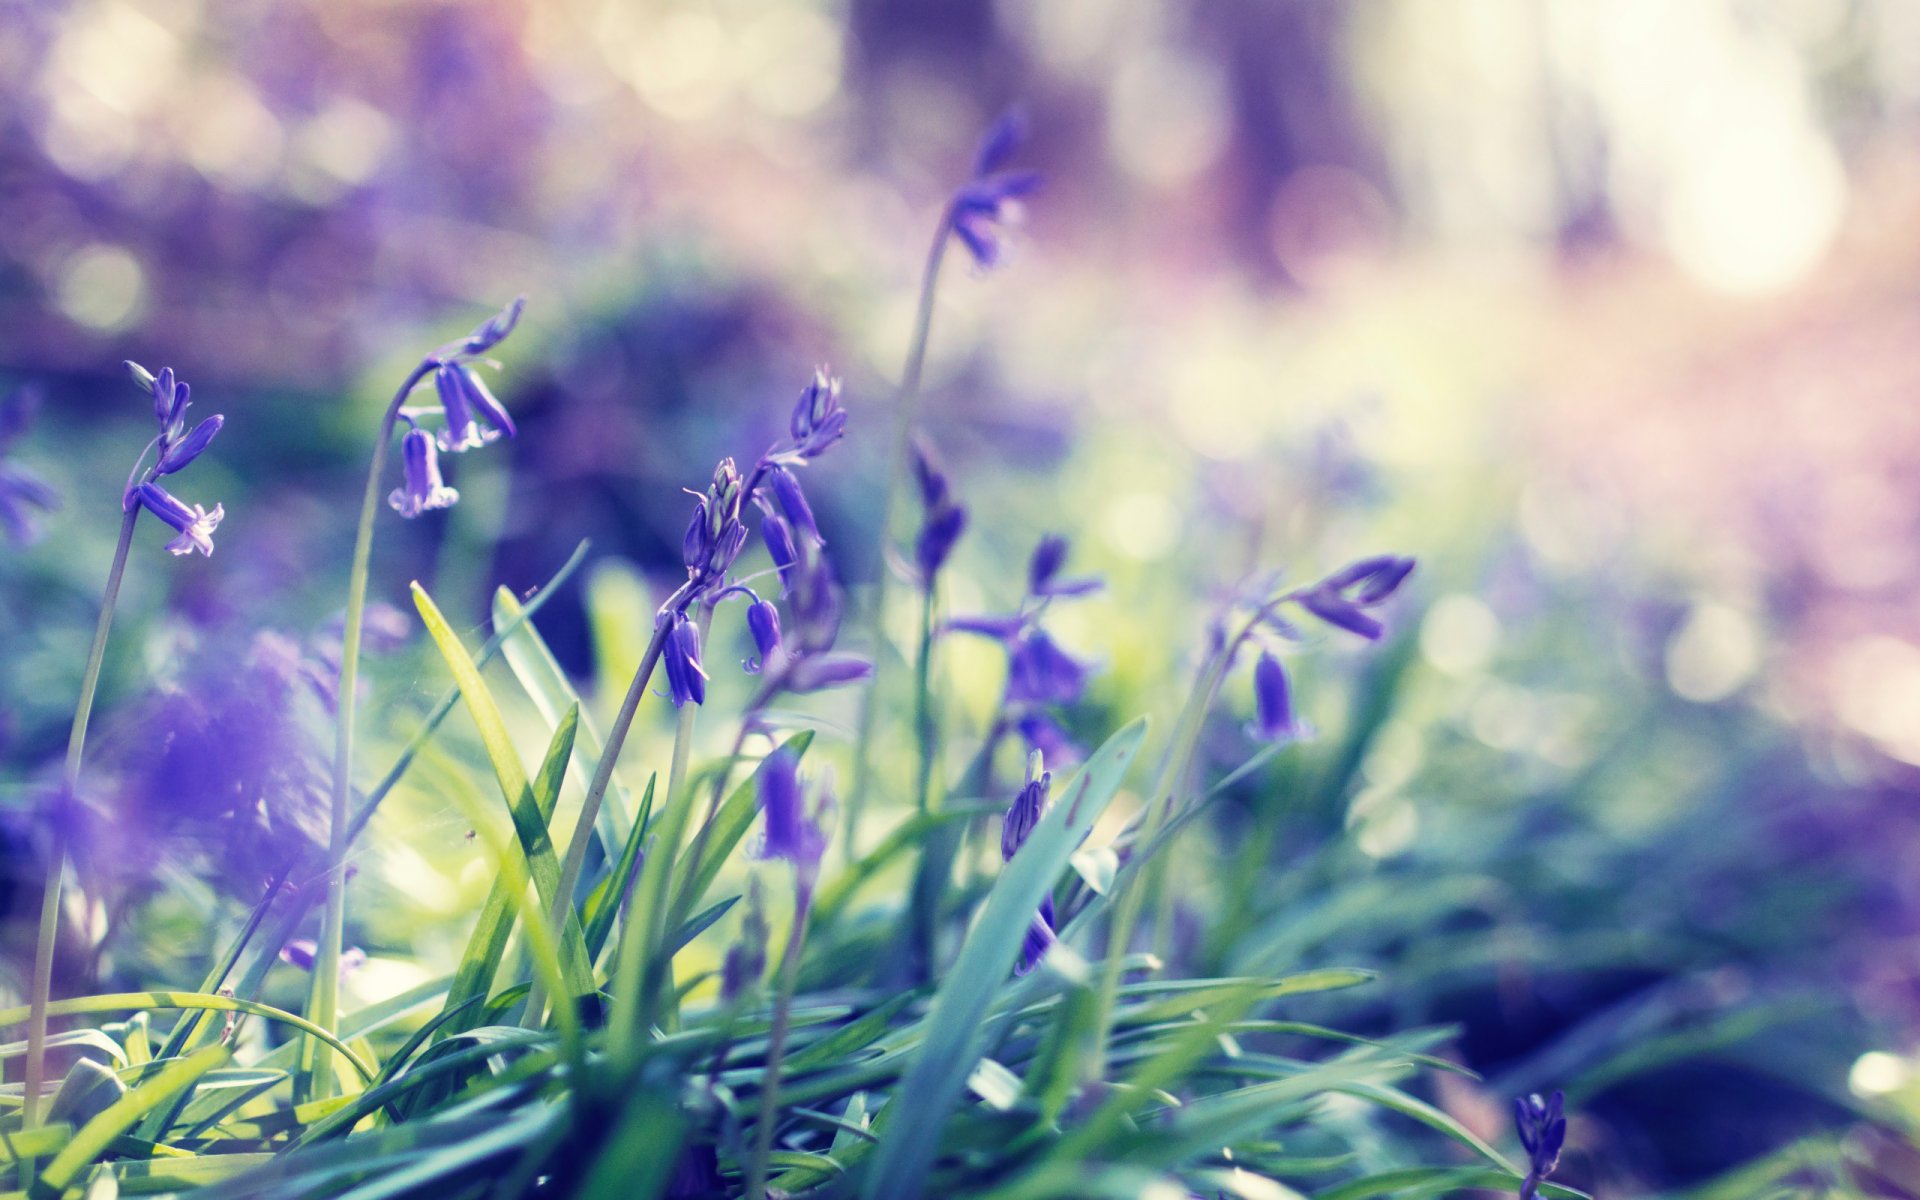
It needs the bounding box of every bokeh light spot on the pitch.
[55,243,147,332]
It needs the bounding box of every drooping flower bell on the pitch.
[1027,534,1102,598]
[1515,1090,1567,1200]
[388,427,459,518]
[662,613,708,708]
[134,482,224,557]
[1249,651,1305,743]
[123,362,225,523]
[744,599,783,675]
[910,437,967,584]
[1297,554,1416,642]
[432,362,515,453]
[757,744,829,898]
[1006,629,1090,706]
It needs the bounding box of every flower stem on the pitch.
[307,361,434,1098]
[745,892,811,1200]
[23,504,141,1133]
[843,211,952,854]
[906,583,941,982]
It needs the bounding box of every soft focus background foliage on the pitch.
[6,1,1920,1195]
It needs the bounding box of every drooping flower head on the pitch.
[910,437,967,585]
[1295,554,1416,642]
[1006,629,1091,707]
[720,882,769,1004]
[744,598,783,675]
[1515,1090,1567,1200]
[134,482,224,557]
[433,362,515,453]
[757,744,829,898]
[950,109,1045,271]
[388,427,459,518]
[1248,651,1306,743]
[1027,534,1102,598]
[662,612,708,708]
[0,385,58,546]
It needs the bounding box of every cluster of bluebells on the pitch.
[389,298,525,519]
[123,364,225,556]
[1001,750,1055,975]
[0,386,58,547]
[951,533,1103,766]
[661,371,867,710]
[1240,554,1417,744]
[949,110,1044,271]
[1514,1090,1567,1199]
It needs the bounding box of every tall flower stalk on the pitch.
[24,364,224,1133]
[308,300,524,1093]
[844,110,1041,851]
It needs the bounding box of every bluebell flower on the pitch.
[460,296,525,355]
[1249,652,1305,743]
[134,482,224,557]
[683,497,712,571]
[786,369,846,460]
[0,386,57,547]
[128,362,225,486]
[757,744,829,896]
[910,437,951,509]
[720,883,768,1004]
[1515,1090,1566,1200]
[915,502,967,581]
[950,110,1044,271]
[280,938,367,980]
[433,362,515,452]
[1017,710,1080,767]
[1297,554,1416,642]
[662,613,707,707]
[388,427,459,518]
[1016,893,1056,976]
[745,599,783,675]
[784,652,873,695]
[1001,753,1049,862]
[1027,534,1102,598]
[762,514,799,595]
[768,465,822,546]
[1006,629,1090,706]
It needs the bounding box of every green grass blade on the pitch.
[859,716,1148,1200]
[0,993,372,1084]
[31,1044,228,1198]
[583,774,656,962]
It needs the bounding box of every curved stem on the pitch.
[745,893,811,1200]
[906,584,941,981]
[843,211,953,853]
[23,504,141,1133]
[307,360,435,1097]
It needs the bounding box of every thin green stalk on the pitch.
[745,893,811,1200]
[843,213,953,853]
[23,505,140,1134]
[906,583,941,981]
[307,361,434,1098]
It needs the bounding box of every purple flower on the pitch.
[1017,710,1079,767]
[0,386,57,547]
[1016,892,1055,976]
[950,109,1044,271]
[768,465,822,546]
[135,481,224,557]
[786,370,846,460]
[388,427,460,518]
[762,514,799,595]
[433,363,515,452]
[915,502,967,581]
[910,437,951,510]
[461,296,525,355]
[279,938,367,980]
[128,362,225,483]
[784,652,873,694]
[720,885,768,1004]
[745,599,783,674]
[662,613,707,707]
[1001,755,1049,862]
[1297,555,1416,642]
[156,415,223,476]
[1249,652,1304,743]
[1027,534,1102,598]
[1515,1090,1566,1200]
[947,613,1027,641]
[1006,629,1090,706]
[757,745,828,895]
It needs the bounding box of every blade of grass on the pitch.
[31,1044,228,1199]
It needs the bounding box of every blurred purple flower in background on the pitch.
[0,386,58,546]
[950,110,1044,271]
[757,744,829,898]
[1297,554,1415,641]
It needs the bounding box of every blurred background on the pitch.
[6,0,1920,1195]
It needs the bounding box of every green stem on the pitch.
[906,584,940,981]
[307,360,435,1097]
[843,211,953,853]
[23,505,141,1133]
[745,892,811,1200]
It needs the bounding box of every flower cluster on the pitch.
[389,297,525,519]
[949,110,1044,271]
[0,386,59,547]
[1515,1090,1567,1199]
[660,370,866,709]
[1001,750,1055,975]
[122,364,225,556]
